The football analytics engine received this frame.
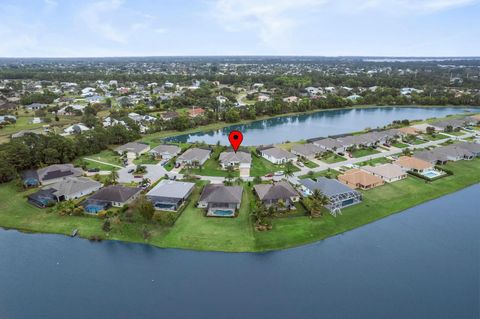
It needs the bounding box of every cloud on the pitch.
[210,0,479,49]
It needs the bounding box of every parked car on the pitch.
[175,163,181,168]
[87,168,100,173]
[274,171,284,176]
[264,173,273,178]
[127,168,135,174]
[297,162,305,167]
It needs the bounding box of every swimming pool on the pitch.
[421,170,444,179]
[84,204,105,214]
[208,209,235,217]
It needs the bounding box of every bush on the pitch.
[153,211,178,226]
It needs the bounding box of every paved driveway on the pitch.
[118,164,167,184]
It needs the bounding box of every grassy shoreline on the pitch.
[1,158,479,252]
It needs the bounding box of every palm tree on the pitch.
[284,161,295,178]
[309,189,330,217]
[109,170,119,185]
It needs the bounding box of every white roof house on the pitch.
[63,124,90,135]
[260,147,297,164]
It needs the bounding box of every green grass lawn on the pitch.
[317,152,346,164]
[392,142,409,148]
[83,149,124,167]
[422,133,450,141]
[301,159,319,169]
[74,159,119,172]
[350,147,381,158]
[445,130,466,136]
[299,169,341,180]
[180,146,239,177]
[249,153,300,177]
[357,157,392,167]
[133,154,159,165]
[0,158,479,253]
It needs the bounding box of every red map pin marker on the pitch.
[228,130,243,152]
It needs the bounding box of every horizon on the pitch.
[1,0,480,58]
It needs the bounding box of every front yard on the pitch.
[349,147,380,158]
[317,151,346,164]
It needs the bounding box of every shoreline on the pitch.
[141,104,479,144]
[1,181,479,253]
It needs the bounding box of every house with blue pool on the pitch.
[82,185,142,213]
[146,180,195,211]
[198,184,243,217]
[300,177,362,215]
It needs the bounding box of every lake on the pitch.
[0,184,478,319]
[164,106,478,145]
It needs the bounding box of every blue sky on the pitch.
[0,0,479,57]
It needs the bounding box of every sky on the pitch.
[0,0,479,57]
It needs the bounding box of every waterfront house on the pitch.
[431,118,468,131]
[176,148,211,166]
[291,143,323,159]
[27,189,57,208]
[42,177,102,202]
[259,147,297,164]
[219,151,252,169]
[413,149,450,164]
[25,103,47,110]
[160,111,179,121]
[362,164,407,183]
[115,142,151,158]
[146,180,195,211]
[300,177,362,212]
[85,185,142,209]
[149,144,181,160]
[23,164,83,186]
[338,169,385,190]
[198,184,243,217]
[393,156,434,173]
[410,123,442,133]
[313,138,348,153]
[398,126,420,136]
[254,181,300,209]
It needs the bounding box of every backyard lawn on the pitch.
[0,158,478,253]
[422,133,450,141]
[392,142,409,148]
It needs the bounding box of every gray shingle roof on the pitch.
[177,148,211,162]
[219,151,252,165]
[115,142,150,154]
[300,177,359,197]
[37,164,83,183]
[261,147,296,160]
[45,177,102,198]
[199,184,243,204]
[88,185,141,203]
[150,144,181,156]
[291,143,322,157]
[254,181,298,201]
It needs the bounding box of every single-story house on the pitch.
[362,164,407,183]
[23,164,83,186]
[25,103,47,110]
[176,148,211,166]
[259,147,296,164]
[42,177,102,202]
[393,156,434,173]
[431,118,468,131]
[146,180,195,211]
[313,138,348,153]
[254,181,300,209]
[413,149,450,165]
[160,111,179,121]
[432,145,475,161]
[338,169,385,190]
[300,177,362,212]
[198,184,243,217]
[455,142,480,157]
[63,123,90,135]
[187,107,205,118]
[115,142,151,157]
[85,185,142,208]
[149,144,181,160]
[219,151,252,169]
[291,143,323,159]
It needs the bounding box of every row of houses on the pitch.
[413,142,480,164]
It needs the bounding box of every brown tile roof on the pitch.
[338,169,384,188]
[398,126,420,135]
[393,156,433,171]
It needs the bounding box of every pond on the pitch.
[164,106,478,146]
[0,184,478,319]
